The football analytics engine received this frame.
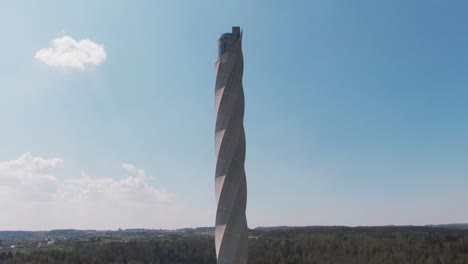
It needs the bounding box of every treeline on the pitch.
[0,238,216,264]
[249,226,468,264]
[1,226,468,263]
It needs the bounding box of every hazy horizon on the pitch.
[1,0,468,230]
[2,223,468,233]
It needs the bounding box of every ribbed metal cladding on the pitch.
[214,27,248,264]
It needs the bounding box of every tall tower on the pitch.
[214,26,248,264]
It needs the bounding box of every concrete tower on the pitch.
[214,26,248,264]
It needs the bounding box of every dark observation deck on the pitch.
[218,26,241,58]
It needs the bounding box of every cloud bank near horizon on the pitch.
[0,153,183,230]
[35,35,106,69]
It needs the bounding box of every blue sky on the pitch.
[0,0,467,230]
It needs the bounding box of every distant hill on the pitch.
[427,223,468,229]
[255,224,468,231]
[1,224,468,239]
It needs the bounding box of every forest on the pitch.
[1,226,468,264]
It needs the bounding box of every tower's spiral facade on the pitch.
[214,26,248,264]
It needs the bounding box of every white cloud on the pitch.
[0,152,64,174]
[122,163,152,180]
[122,163,137,174]
[35,35,106,69]
[60,169,171,203]
[0,153,181,230]
[0,152,63,199]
